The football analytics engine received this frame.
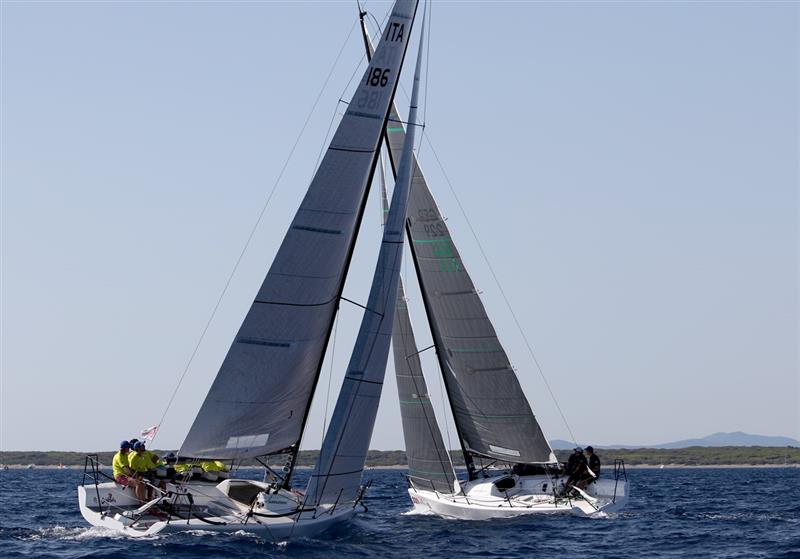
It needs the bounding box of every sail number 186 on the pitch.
[366,68,390,87]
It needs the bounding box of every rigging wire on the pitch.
[369,1,459,466]
[152,15,363,445]
[434,357,454,456]
[337,4,392,105]
[320,312,340,446]
[378,139,455,488]
[384,2,577,450]
[419,129,579,448]
[309,100,346,184]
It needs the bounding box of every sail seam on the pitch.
[291,224,342,235]
[328,145,376,153]
[309,468,363,478]
[345,377,383,386]
[253,298,335,307]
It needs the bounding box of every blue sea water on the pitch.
[1,467,798,558]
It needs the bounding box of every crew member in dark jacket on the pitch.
[586,446,601,481]
[564,447,588,489]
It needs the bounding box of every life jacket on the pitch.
[174,463,193,473]
[128,450,150,473]
[142,450,159,469]
[112,450,129,478]
[201,460,227,473]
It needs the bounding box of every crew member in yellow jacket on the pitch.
[113,440,146,502]
[201,460,228,473]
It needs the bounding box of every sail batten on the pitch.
[179,0,420,463]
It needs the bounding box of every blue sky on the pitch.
[1,1,797,452]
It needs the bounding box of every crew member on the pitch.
[200,459,229,481]
[586,446,601,481]
[564,447,588,490]
[128,441,156,500]
[139,441,167,493]
[200,460,227,473]
[113,440,146,502]
[138,441,160,470]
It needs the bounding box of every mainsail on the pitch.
[363,18,458,496]
[179,0,419,463]
[379,60,555,470]
[304,7,423,508]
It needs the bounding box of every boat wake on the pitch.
[400,507,437,517]
[19,525,281,544]
[20,525,131,541]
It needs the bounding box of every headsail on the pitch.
[179,0,419,462]
[364,18,458,496]
[380,170,458,494]
[304,4,423,508]
[379,55,555,469]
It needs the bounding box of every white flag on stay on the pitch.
[140,425,158,441]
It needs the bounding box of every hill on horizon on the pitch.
[549,431,800,450]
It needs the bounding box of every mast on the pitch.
[360,11,554,481]
[282,12,415,487]
[304,4,424,507]
[179,0,422,475]
[405,224,476,476]
[360,9,464,487]
[359,9,475,478]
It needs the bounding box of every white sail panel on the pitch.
[179,0,419,461]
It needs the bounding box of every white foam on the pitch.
[22,525,129,541]
[400,507,436,516]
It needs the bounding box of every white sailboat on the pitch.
[360,13,629,520]
[78,0,424,539]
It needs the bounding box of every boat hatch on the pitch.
[494,476,516,491]
[218,480,265,506]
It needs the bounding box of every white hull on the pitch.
[408,474,628,520]
[78,479,358,540]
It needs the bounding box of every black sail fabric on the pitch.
[303,1,421,508]
[383,120,555,466]
[179,0,419,461]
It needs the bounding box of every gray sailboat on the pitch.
[78,0,424,538]
[361,14,629,519]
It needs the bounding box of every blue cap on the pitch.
[120,440,131,449]
[133,441,144,450]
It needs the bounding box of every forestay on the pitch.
[179,0,419,461]
[382,82,555,468]
[304,3,422,508]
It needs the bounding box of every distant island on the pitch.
[549,431,800,450]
